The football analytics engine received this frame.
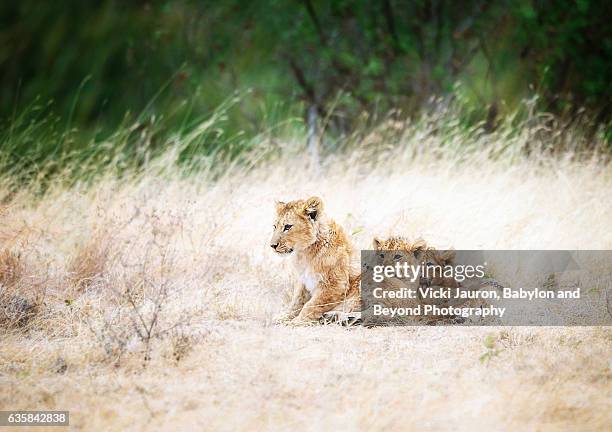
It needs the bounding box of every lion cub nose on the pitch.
[270,243,279,250]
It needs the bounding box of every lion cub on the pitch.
[371,237,461,322]
[270,196,360,324]
[372,237,460,297]
[372,236,488,323]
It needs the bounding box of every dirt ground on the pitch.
[1,155,611,431]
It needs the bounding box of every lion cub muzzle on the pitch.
[271,242,294,254]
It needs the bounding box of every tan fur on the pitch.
[372,236,459,293]
[270,197,360,324]
[372,236,477,323]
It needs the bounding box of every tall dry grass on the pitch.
[0,111,610,430]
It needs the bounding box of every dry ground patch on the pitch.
[0,153,611,431]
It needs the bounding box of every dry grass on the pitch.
[0,124,611,431]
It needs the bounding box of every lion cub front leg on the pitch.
[274,282,310,323]
[292,279,344,324]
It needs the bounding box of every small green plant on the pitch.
[479,333,503,364]
[351,226,364,236]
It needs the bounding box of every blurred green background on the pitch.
[1,0,611,166]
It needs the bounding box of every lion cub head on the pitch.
[372,236,455,265]
[372,236,456,287]
[270,196,324,254]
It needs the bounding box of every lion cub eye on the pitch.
[283,224,293,232]
[393,254,402,261]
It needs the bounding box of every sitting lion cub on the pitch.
[270,196,360,324]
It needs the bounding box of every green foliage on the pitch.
[0,0,610,165]
[480,333,502,364]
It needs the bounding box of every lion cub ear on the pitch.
[372,237,382,249]
[275,201,286,214]
[439,249,455,265]
[304,196,324,221]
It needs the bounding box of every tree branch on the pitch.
[301,0,326,45]
[382,0,400,52]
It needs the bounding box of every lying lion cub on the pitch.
[372,236,460,299]
[270,196,360,324]
[372,236,487,323]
